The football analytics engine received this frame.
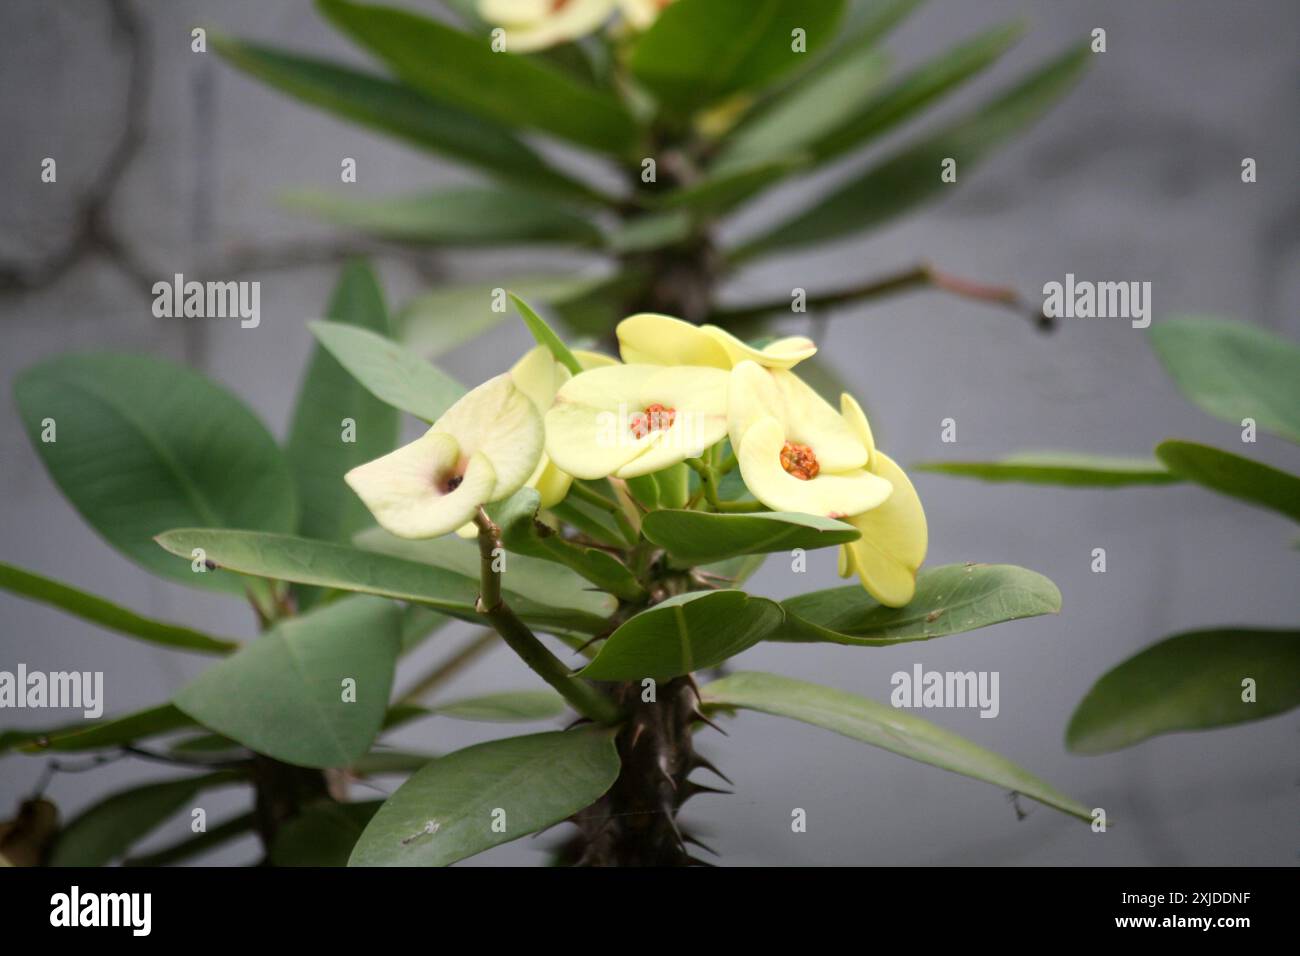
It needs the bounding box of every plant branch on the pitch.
[474,510,623,725]
[712,261,1053,331]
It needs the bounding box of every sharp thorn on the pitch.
[691,707,728,736]
[681,833,720,857]
[690,755,733,785]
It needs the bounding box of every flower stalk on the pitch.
[473,509,623,726]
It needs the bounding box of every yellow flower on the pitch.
[479,0,672,53]
[728,361,891,518]
[545,363,728,480]
[617,313,815,370]
[837,394,928,607]
[345,373,542,538]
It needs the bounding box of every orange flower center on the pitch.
[630,403,676,439]
[780,441,820,480]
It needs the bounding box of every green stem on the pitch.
[569,481,639,546]
[686,458,765,513]
[474,511,623,725]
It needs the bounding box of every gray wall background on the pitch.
[1,0,1296,866]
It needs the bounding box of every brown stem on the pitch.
[712,260,1053,331]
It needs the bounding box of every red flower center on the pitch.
[780,441,820,481]
[630,403,676,439]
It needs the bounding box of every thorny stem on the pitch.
[473,510,623,726]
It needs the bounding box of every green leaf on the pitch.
[703,671,1091,821]
[509,294,582,374]
[350,750,437,775]
[1067,628,1300,754]
[659,156,811,216]
[348,727,619,866]
[270,800,382,866]
[735,42,1089,258]
[0,561,238,655]
[319,0,636,154]
[2,704,196,757]
[716,53,889,170]
[399,275,610,357]
[430,690,567,723]
[153,528,609,633]
[642,510,859,565]
[1154,440,1300,523]
[914,452,1179,487]
[50,772,240,867]
[605,210,694,254]
[287,262,400,612]
[629,0,846,114]
[308,320,464,423]
[174,596,400,769]
[282,187,601,246]
[211,36,594,200]
[800,21,1026,166]
[123,812,257,866]
[488,489,645,604]
[355,527,616,620]
[15,353,298,594]
[400,606,452,655]
[1149,317,1300,444]
[580,590,784,681]
[781,563,1061,646]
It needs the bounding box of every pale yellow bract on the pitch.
[343,313,924,606]
[478,0,673,53]
[344,373,542,539]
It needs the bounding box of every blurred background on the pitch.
[1,0,1296,865]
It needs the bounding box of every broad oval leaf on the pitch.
[348,727,619,866]
[283,187,600,246]
[0,561,237,654]
[212,36,595,201]
[15,353,298,593]
[1155,440,1300,523]
[1149,317,1300,444]
[50,772,239,867]
[430,690,567,723]
[308,320,465,423]
[270,800,382,867]
[355,528,616,620]
[702,671,1091,822]
[735,43,1089,258]
[1068,628,1300,754]
[630,0,846,114]
[780,563,1061,646]
[174,595,401,769]
[153,529,609,633]
[319,0,636,154]
[580,590,784,681]
[914,452,1178,487]
[642,510,859,565]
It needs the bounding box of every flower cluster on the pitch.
[478,0,675,52]
[345,314,926,606]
